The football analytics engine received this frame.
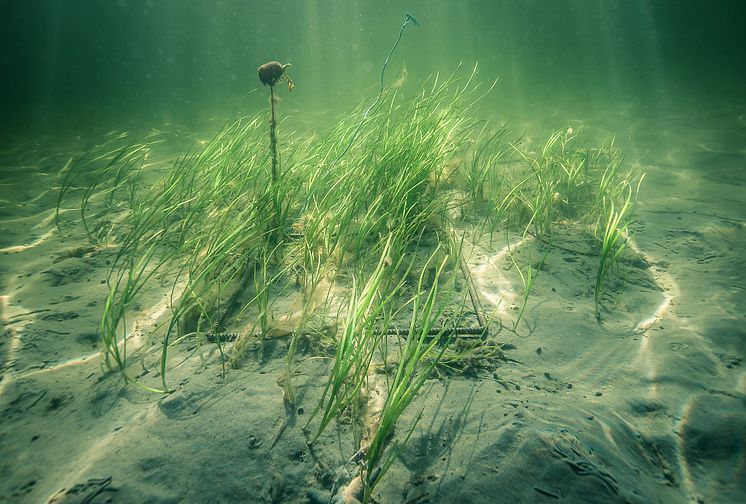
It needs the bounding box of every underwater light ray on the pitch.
[674,399,706,500]
[626,234,677,335]
[471,237,529,315]
[0,228,56,254]
[0,295,24,398]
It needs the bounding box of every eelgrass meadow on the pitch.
[56,65,645,500]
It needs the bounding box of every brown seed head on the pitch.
[258,61,289,87]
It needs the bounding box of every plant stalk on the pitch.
[270,85,278,184]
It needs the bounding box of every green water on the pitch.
[1,2,744,503]
[1,0,744,133]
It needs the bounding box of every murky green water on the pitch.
[1,1,744,133]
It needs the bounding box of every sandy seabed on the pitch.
[1,101,745,504]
